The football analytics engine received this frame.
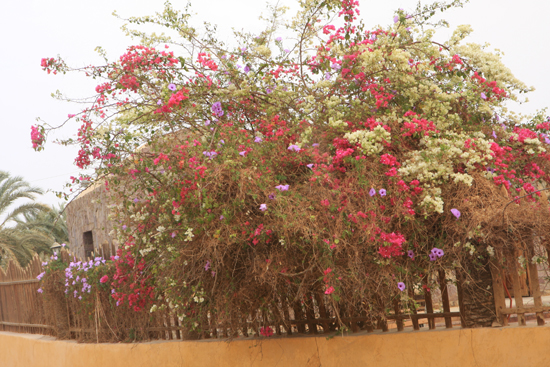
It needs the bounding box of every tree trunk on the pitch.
[458,256,496,328]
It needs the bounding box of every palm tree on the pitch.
[0,171,51,267]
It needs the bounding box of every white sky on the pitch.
[0,0,548,208]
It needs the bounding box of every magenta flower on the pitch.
[451,208,461,219]
[244,65,250,73]
[275,185,289,191]
[369,188,376,197]
[435,248,444,258]
[168,83,176,91]
[211,101,224,117]
[205,260,211,271]
[268,193,276,200]
[407,250,414,259]
[100,275,109,283]
[397,282,406,291]
[325,286,335,295]
[379,189,387,197]
[429,253,437,261]
[259,204,267,211]
[481,92,487,100]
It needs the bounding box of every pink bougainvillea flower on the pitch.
[481,92,487,100]
[451,208,461,219]
[407,250,414,259]
[379,189,387,196]
[275,185,289,191]
[397,282,406,291]
[259,204,267,211]
[325,286,335,295]
[260,326,274,337]
[100,275,109,283]
[168,83,176,91]
[369,188,376,197]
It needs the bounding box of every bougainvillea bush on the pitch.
[37,0,550,337]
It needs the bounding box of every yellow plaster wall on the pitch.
[2,326,550,367]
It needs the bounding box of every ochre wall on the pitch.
[2,327,550,367]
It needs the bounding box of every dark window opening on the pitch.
[83,231,94,258]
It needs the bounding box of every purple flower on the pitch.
[171,232,176,238]
[255,136,263,143]
[266,88,273,94]
[122,225,127,230]
[168,83,177,91]
[407,250,414,259]
[275,185,289,191]
[241,47,247,52]
[545,137,550,145]
[492,131,497,139]
[435,248,444,258]
[495,114,500,122]
[133,198,139,203]
[239,151,246,157]
[203,151,218,159]
[369,188,376,197]
[268,194,276,200]
[211,102,224,117]
[284,49,290,53]
[429,253,437,261]
[61,243,66,247]
[307,164,314,169]
[275,37,282,42]
[260,204,267,211]
[397,282,406,292]
[157,100,162,105]
[393,15,399,23]
[220,215,224,220]
[379,189,387,197]
[312,143,319,147]
[205,261,211,271]
[325,72,331,80]
[204,120,210,126]
[244,65,250,73]
[288,144,301,152]
[481,92,487,100]
[331,63,341,70]
[450,208,461,219]
[219,139,225,145]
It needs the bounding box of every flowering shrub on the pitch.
[36,0,550,335]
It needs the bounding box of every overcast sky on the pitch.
[0,0,548,208]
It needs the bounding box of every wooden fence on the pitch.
[1,243,549,342]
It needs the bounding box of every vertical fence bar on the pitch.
[490,261,508,326]
[438,270,452,328]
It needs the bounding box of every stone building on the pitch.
[65,181,116,259]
